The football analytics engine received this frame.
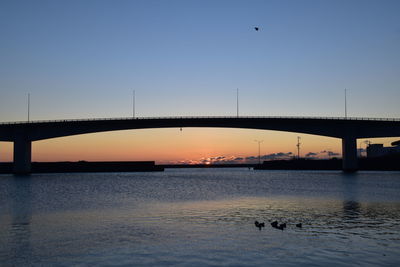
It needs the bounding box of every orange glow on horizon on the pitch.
[1,129,399,163]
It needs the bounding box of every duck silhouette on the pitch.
[271,221,278,228]
[271,221,286,230]
[254,221,265,230]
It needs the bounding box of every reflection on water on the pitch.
[7,176,32,265]
[343,200,360,220]
[1,169,400,266]
[341,173,361,223]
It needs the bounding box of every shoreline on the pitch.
[1,156,399,174]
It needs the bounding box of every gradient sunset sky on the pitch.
[1,0,399,163]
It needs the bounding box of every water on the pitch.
[1,169,400,266]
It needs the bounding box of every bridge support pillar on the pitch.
[13,138,31,174]
[342,136,358,172]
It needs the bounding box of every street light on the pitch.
[363,140,371,157]
[344,88,347,119]
[132,90,135,118]
[254,140,263,165]
[296,136,301,159]
[27,93,30,122]
[236,88,239,117]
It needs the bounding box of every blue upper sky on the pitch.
[1,0,399,122]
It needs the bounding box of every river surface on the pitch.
[1,169,400,266]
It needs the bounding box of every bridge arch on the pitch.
[1,116,400,173]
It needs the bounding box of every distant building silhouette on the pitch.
[367,141,400,158]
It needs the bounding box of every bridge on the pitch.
[1,116,400,174]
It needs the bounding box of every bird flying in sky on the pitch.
[254,27,259,31]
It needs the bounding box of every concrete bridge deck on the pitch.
[1,116,400,173]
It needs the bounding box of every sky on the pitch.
[0,0,399,163]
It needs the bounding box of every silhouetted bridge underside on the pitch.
[1,116,400,173]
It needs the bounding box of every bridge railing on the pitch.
[1,116,400,125]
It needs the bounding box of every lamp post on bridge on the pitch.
[132,90,135,118]
[344,88,348,119]
[236,88,239,117]
[27,93,30,122]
